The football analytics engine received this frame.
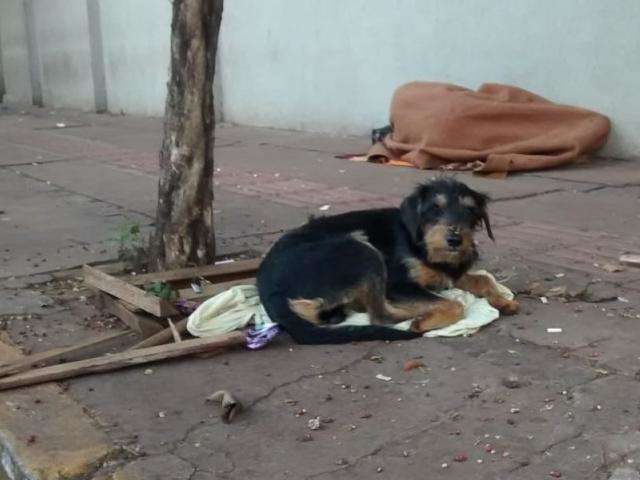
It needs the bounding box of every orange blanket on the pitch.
[367,82,610,173]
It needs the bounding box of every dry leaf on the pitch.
[403,359,425,372]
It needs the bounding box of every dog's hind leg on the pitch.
[384,283,464,332]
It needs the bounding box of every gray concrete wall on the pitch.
[98,0,171,116]
[33,0,95,109]
[0,0,32,103]
[1,0,639,158]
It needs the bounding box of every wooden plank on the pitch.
[129,318,189,350]
[620,254,640,268]
[0,332,247,391]
[127,258,261,286]
[167,319,182,342]
[0,330,132,378]
[84,264,177,317]
[178,277,256,302]
[100,294,164,336]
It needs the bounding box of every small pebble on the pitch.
[453,454,468,462]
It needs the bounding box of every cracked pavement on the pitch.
[1,105,640,479]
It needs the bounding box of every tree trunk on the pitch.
[151,0,223,270]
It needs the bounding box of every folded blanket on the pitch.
[367,82,610,173]
[187,271,513,339]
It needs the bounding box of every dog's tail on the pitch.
[261,295,419,345]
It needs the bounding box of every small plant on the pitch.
[144,281,177,301]
[109,220,147,268]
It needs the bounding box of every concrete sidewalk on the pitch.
[1,105,640,479]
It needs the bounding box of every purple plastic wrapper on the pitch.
[175,299,198,315]
[246,323,280,350]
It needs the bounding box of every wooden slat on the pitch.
[100,294,164,336]
[0,332,247,391]
[620,254,640,268]
[0,330,132,378]
[129,318,189,350]
[84,264,177,317]
[178,277,256,302]
[167,319,182,342]
[127,258,261,286]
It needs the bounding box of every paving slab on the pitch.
[491,187,640,236]
[112,455,194,480]
[0,143,66,167]
[213,144,601,201]
[528,157,640,186]
[17,160,158,217]
[0,339,112,480]
[0,170,148,278]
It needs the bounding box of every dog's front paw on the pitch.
[490,296,519,315]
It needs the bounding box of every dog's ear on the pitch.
[470,190,494,241]
[400,189,425,244]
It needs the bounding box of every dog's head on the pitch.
[400,178,493,269]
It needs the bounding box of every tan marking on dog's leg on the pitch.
[410,299,464,333]
[455,274,519,315]
[383,299,434,321]
[289,298,324,324]
[403,257,451,290]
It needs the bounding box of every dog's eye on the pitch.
[428,204,442,215]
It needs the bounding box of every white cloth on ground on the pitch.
[186,270,513,338]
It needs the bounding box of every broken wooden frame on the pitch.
[0,258,261,391]
[84,257,260,332]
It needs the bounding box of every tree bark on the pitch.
[152,0,223,270]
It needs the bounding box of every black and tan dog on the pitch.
[257,178,518,344]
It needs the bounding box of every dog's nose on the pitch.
[446,232,462,248]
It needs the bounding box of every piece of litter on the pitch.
[319,205,331,211]
[55,122,66,128]
[143,369,153,375]
[307,417,321,430]
[403,359,425,372]
[206,390,242,423]
[453,454,468,462]
[546,286,567,297]
[510,407,520,414]
[618,297,629,303]
[190,282,202,294]
[555,273,565,278]
[547,328,563,333]
[540,296,549,304]
[376,373,392,382]
[157,411,166,418]
[441,463,449,469]
[600,262,625,273]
